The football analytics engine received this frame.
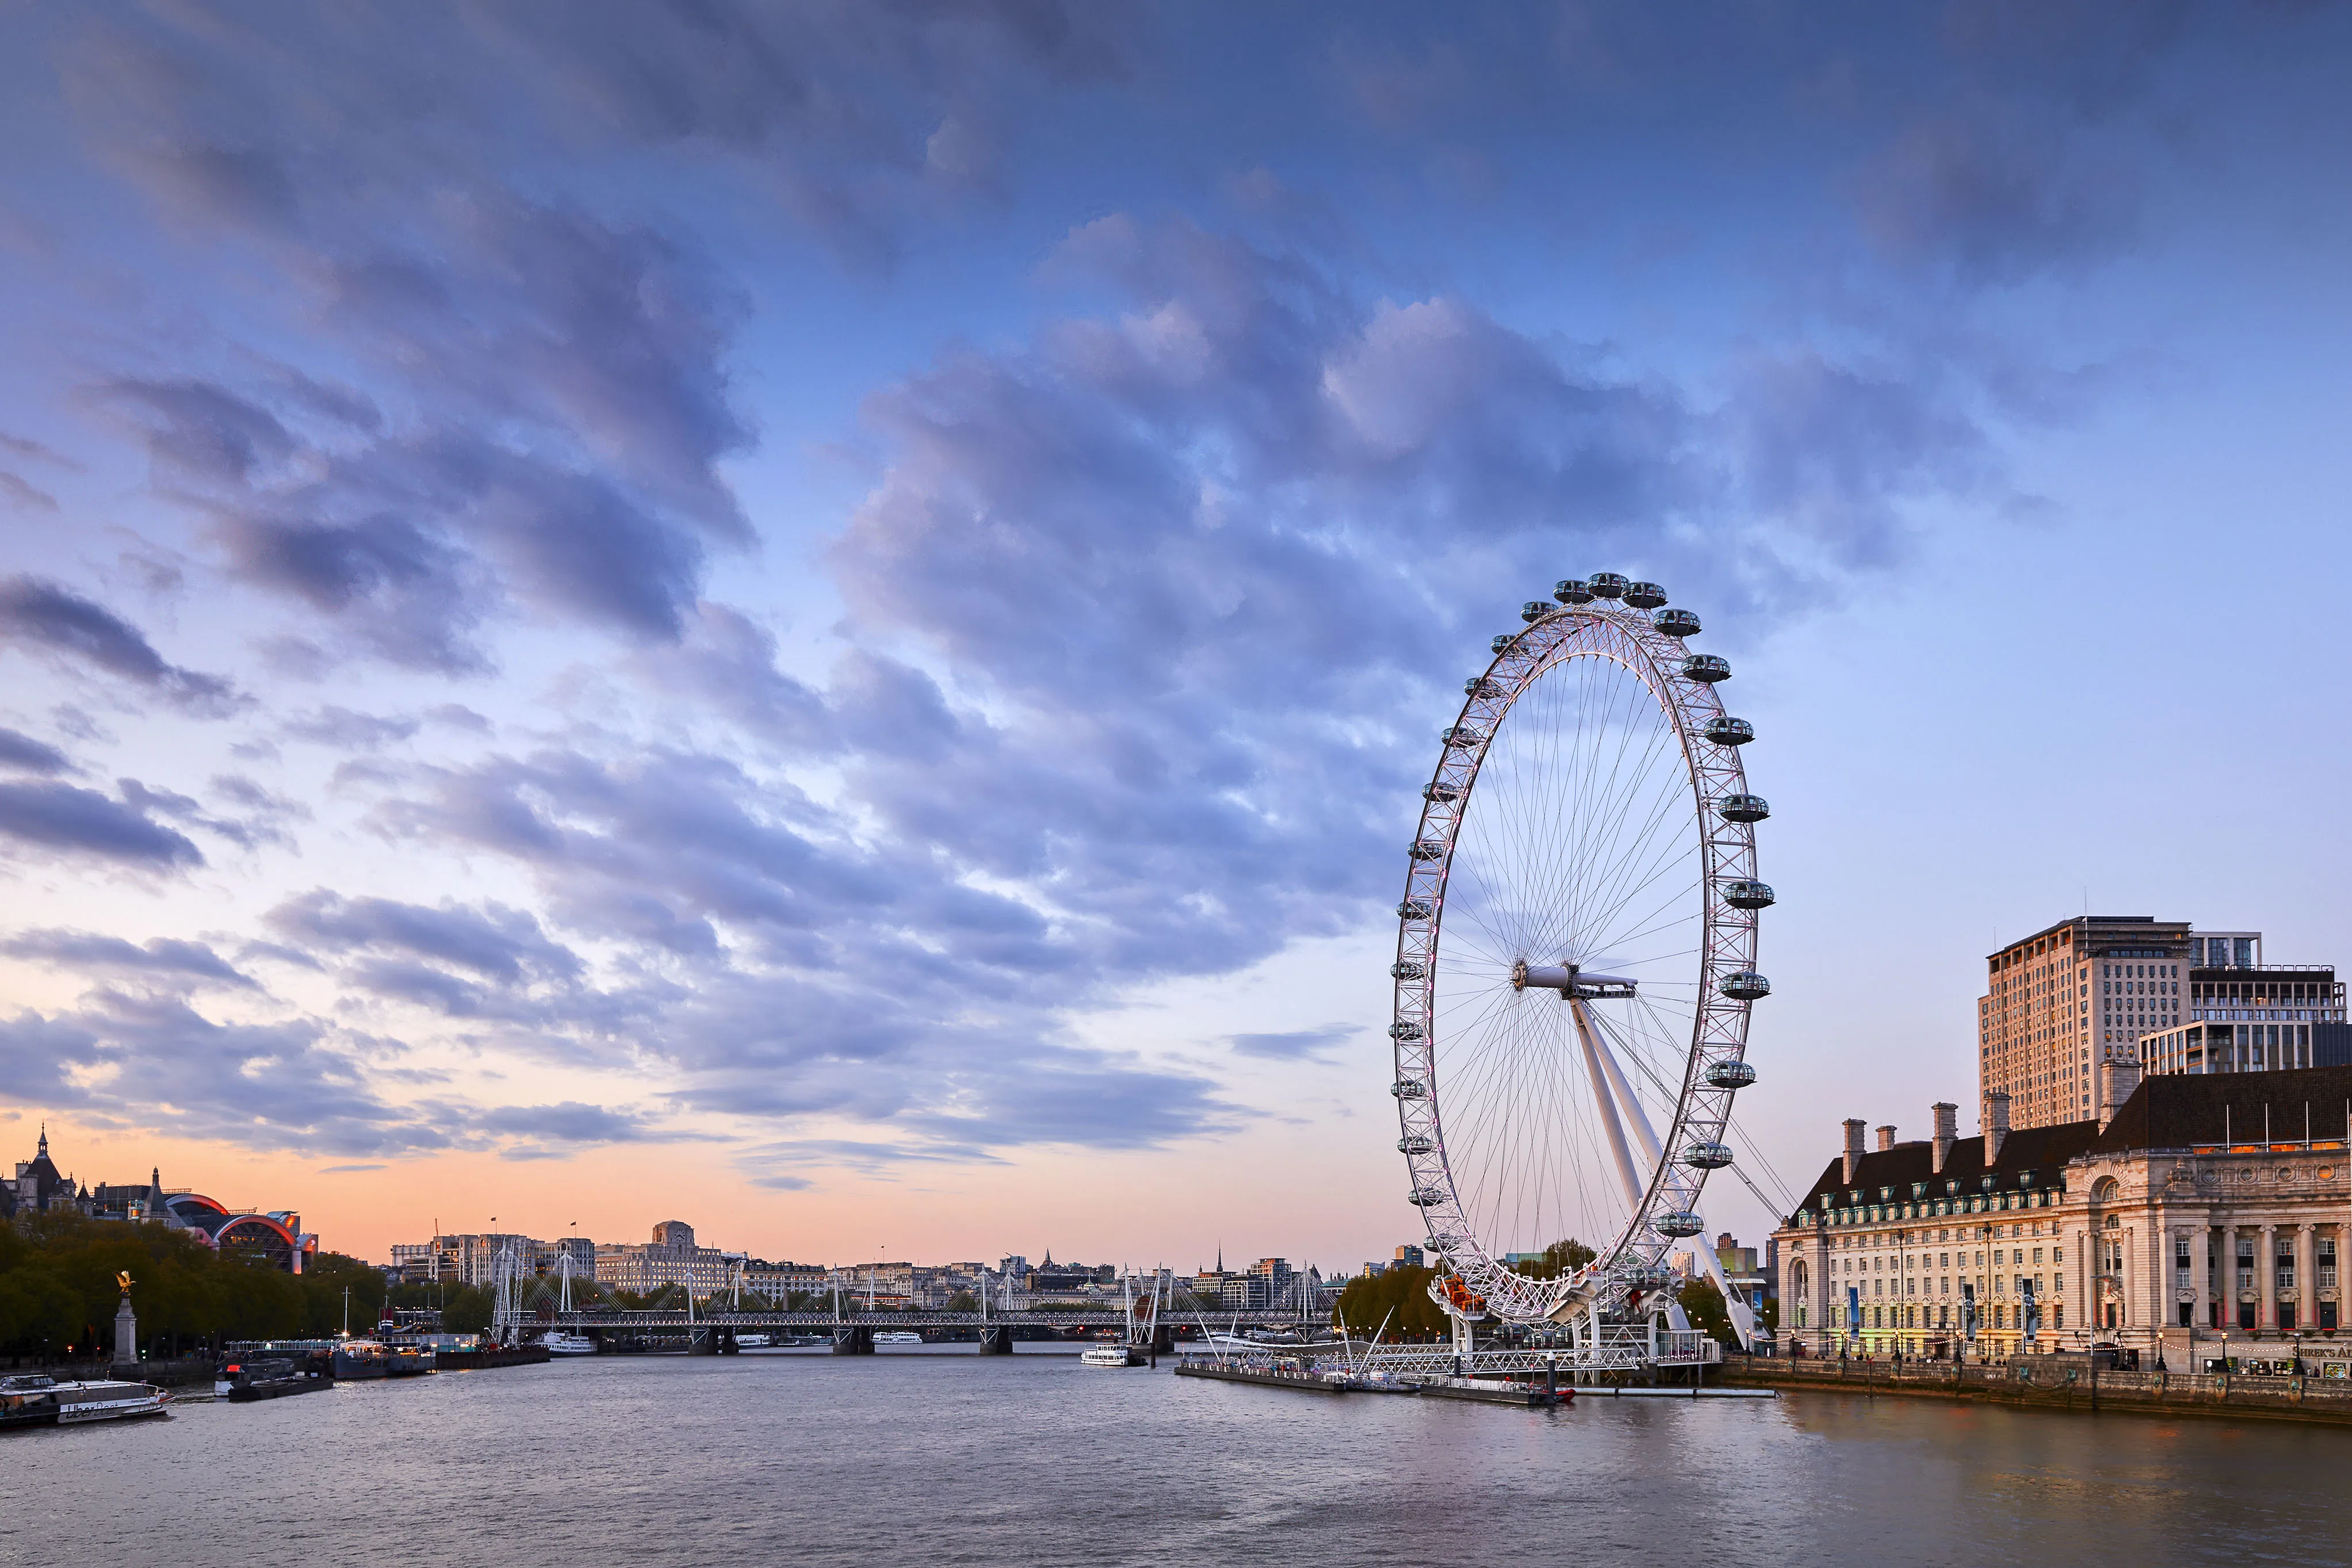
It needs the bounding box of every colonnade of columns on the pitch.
[2178,1218,2339,1334]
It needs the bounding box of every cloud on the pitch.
[474,1101,663,1145]
[1848,109,2137,282]
[0,988,673,1158]
[0,728,72,775]
[281,706,422,749]
[266,890,584,987]
[0,575,240,713]
[0,472,58,512]
[0,781,204,867]
[1229,1024,1357,1062]
[0,928,257,990]
[0,992,454,1156]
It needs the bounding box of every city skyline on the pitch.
[3,6,2351,1268]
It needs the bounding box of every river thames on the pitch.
[5,1349,2347,1567]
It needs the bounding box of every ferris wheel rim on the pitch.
[1389,589,1764,1325]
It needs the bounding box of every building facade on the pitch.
[595,1220,740,1299]
[7,1130,314,1270]
[1775,1066,2352,1363]
[2140,954,2344,1076]
[1980,916,2191,1133]
[743,1260,829,1302]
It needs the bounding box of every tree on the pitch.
[441,1286,493,1336]
[1517,1238,1598,1280]
[1677,1279,1734,1345]
[1334,1266,1448,1341]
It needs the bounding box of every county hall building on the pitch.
[1772,1064,2352,1366]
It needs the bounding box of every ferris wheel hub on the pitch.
[1513,960,1639,997]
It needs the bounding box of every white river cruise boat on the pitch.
[0,1374,170,1427]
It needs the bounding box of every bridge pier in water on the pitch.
[832,1325,875,1355]
[978,1326,1014,1355]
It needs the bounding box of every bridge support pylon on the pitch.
[978,1326,1014,1355]
[688,1327,721,1356]
[832,1325,875,1355]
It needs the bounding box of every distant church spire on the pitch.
[37,1122,47,1157]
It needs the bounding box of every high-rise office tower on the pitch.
[1979,916,2191,1131]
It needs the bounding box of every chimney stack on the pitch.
[1982,1090,2011,1162]
[1931,1102,1957,1175]
[2098,1060,2141,1131]
[1875,1125,1896,1153]
[1842,1118,1867,1185]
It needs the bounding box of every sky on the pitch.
[1,1,2348,1273]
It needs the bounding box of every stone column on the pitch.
[2296,1223,2316,1336]
[2259,1222,2278,1334]
[2131,1224,2144,1339]
[2192,1222,2211,1339]
[112,1293,137,1374]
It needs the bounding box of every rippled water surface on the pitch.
[6,1349,2349,1567]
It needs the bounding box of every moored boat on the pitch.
[1080,1344,1141,1368]
[541,1331,598,1356]
[219,1357,332,1402]
[332,1340,390,1379]
[1,1373,171,1425]
[382,1343,436,1376]
[871,1330,924,1345]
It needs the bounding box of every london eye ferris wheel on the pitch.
[1389,573,1767,1331]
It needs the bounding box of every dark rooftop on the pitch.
[2090,1064,2352,1153]
[1786,1064,2352,1225]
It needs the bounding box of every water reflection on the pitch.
[1,1355,2343,1567]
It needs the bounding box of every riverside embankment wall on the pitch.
[1722,1355,2352,1425]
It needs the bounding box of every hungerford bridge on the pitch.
[491,1256,1324,1357]
[487,1253,1722,1376]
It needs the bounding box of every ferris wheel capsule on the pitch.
[1705,1060,1757,1089]
[1553,578,1594,604]
[1390,961,1426,980]
[1587,572,1629,598]
[1719,971,1770,1000]
[1722,879,1775,910]
[1703,715,1754,745]
[1683,653,1730,682]
[1654,1211,1704,1238]
[1653,607,1701,637]
[1680,1142,1734,1170]
[1715,793,1769,823]
[1464,676,1504,697]
[1520,601,1553,623]
[1623,582,1668,610]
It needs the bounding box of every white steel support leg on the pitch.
[1584,1018,1757,1351]
[1569,996,1647,1211]
[1571,996,1696,1336]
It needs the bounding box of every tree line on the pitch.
[0,1211,394,1360]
